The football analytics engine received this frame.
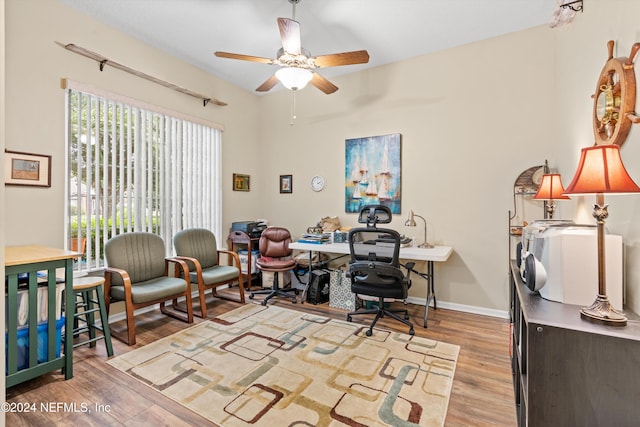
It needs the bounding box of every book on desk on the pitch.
[298,233,331,244]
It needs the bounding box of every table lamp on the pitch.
[563,144,640,326]
[404,210,433,248]
[533,173,570,219]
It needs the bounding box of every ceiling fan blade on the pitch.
[256,75,280,92]
[214,51,274,64]
[278,17,301,55]
[314,50,370,68]
[310,73,338,94]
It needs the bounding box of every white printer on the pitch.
[518,221,623,308]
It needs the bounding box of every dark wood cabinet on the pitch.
[509,261,640,426]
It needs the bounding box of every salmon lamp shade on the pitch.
[533,174,571,200]
[533,173,570,219]
[564,144,640,195]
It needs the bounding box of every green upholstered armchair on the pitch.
[104,232,194,345]
[173,228,244,318]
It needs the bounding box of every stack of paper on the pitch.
[298,233,331,244]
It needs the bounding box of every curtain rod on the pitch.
[56,42,228,107]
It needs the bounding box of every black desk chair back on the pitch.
[347,205,414,336]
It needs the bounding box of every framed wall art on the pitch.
[345,133,401,214]
[280,174,293,193]
[4,150,52,187]
[233,173,250,191]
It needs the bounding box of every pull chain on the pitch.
[290,91,297,126]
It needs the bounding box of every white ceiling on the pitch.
[58,0,562,94]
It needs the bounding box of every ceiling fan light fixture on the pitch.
[276,67,312,91]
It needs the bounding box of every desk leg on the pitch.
[299,250,313,303]
[423,261,436,328]
[246,248,253,290]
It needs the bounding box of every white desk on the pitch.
[288,241,453,327]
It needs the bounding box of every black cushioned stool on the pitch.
[70,276,114,356]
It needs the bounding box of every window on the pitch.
[65,82,223,272]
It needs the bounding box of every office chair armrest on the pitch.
[402,262,415,288]
[403,275,412,290]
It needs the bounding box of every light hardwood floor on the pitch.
[6,290,517,426]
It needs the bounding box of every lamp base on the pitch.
[580,294,627,326]
[418,242,434,249]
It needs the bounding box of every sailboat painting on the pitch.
[345,133,401,214]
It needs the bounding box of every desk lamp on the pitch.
[404,210,433,248]
[533,173,570,219]
[563,144,640,326]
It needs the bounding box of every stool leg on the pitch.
[96,284,114,357]
[84,289,97,348]
[73,292,84,338]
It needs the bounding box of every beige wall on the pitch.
[551,1,640,314]
[255,28,557,313]
[4,0,263,247]
[4,0,640,315]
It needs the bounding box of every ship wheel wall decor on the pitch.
[592,40,640,146]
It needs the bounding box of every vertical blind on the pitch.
[66,87,222,272]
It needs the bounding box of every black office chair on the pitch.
[346,205,414,336]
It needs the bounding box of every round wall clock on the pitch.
[592,40,640,146]
[311,175,325,192]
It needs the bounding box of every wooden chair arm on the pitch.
[218,249,242,270]
[166,256,191,280]
[172,255,203,278]
[104,266,133,303]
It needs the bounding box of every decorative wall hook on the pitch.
[560,1,583,13]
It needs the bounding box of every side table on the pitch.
[227,231,260,290]
[5,245,80,387]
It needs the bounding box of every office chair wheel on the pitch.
[261,300,267,306]
[291,297,297,303]
[249,294,255,300]
[346,315,352,322]
[366,329,373,337]
[404,314,410,320]
[409,328,415,335]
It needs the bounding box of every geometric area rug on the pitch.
[107,304,460,427]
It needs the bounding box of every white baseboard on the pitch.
[106,287,509,323]
[405,296,509,319]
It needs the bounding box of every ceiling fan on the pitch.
[214,0,369,94]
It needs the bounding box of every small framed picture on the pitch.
[4,150,52,187]
[280,174,293,193]
[233,173,250,191]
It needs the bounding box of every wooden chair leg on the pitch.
[184,290,194,324]
[237,279,246,303]
[199,285,208,318]
[125,302,136,346]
